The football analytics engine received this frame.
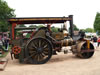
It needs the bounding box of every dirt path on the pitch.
[1,47,100,75]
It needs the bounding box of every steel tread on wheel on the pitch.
[26,37,52,64]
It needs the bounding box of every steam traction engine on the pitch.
[8,15,95,64]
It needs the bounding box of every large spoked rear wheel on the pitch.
[26,37,52,64]
[78,43,94,59]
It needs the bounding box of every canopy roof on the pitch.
[8,16,72,24]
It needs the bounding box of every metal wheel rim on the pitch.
[27,37,52,64]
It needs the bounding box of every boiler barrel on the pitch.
[61,39,73,46]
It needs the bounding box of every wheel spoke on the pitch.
[29,52,37,58]
[41,41,46,47]
[43,44,48,49]
[33,40,38,48]
[35,53,45,62]
[41,53,46,57]
[39,40,41,47]
[44,48,48,51]
[37,54,40,61]
[33,54,38,61]
[28,47,35,50]
[39,54,44,60]
[31,42,37,49]
[43,51,48,55]
[29,50,36,54]
[41,41,44,46]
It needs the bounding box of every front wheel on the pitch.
[77,42,94,58]
[26,37,52,64]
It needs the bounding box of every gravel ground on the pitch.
[1,47,100,75]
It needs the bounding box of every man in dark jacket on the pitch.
[92,36,97,48]
[92,36,97,42]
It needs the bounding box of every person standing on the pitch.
[97,37,100,47]
[0,35,3,46]
[92,36,98,48]
[0,34,3,46]
[3,34,9,51]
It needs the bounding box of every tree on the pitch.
[69,24,79,32]
[51,26,59,32]
[18,24,26,27]
[37,25,44,28]
[29,25,37,28]
[80,29,85,31]
[73,24,79,31]
[94,12,100,35]
[0,0,15,32]
[84,28,94,32]
[29,25,44,28]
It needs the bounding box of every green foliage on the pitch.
[0,21,8,32]
[94,12,100,35]
[29,25,44,28]
[18,24,26,27]
[26,33,31,38]
[80,29,85,31]
[84,28,94,32]
[38,25,44,28]
[29,25,37,28]
[0,0,15,32]
[73,24,79,31]
[51,26,59,32]
[69,24,79,32]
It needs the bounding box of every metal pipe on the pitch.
[69,15,74,38]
